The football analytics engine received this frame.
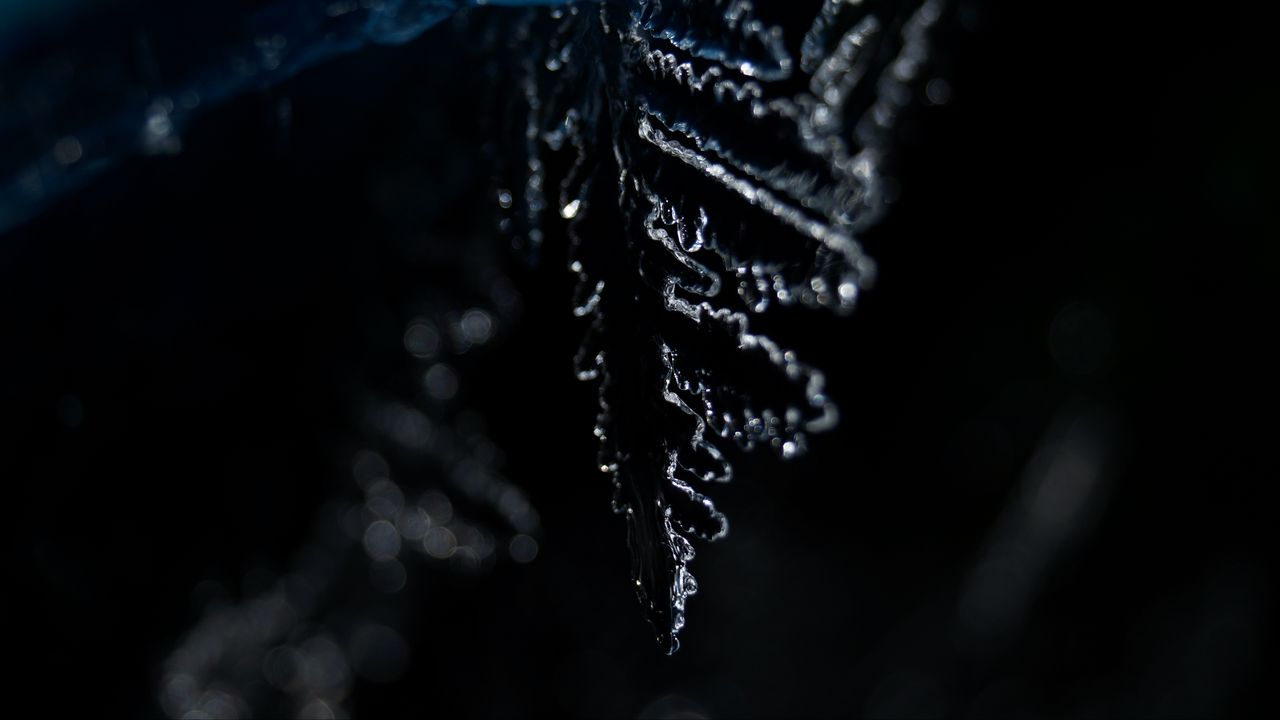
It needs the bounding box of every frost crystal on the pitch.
[501,0,948,652]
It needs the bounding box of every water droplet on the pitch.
[926,77,952,105]
[404,319,440,359]
[424,364,458,400]
[423,526,457,559]
[460,308,494,345]
[52,136,83,166]
[362,520,401,561]
[509,534,539,563]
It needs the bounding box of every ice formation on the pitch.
[499,0,948,652]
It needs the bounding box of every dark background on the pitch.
[2,2,1275,716]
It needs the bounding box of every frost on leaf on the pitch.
[499,0,948,653]
[160,271,541,719]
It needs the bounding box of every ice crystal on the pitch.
[500,0,948,652]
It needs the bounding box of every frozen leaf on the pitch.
[500,0,949,652]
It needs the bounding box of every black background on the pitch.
[2,2,1275,716]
